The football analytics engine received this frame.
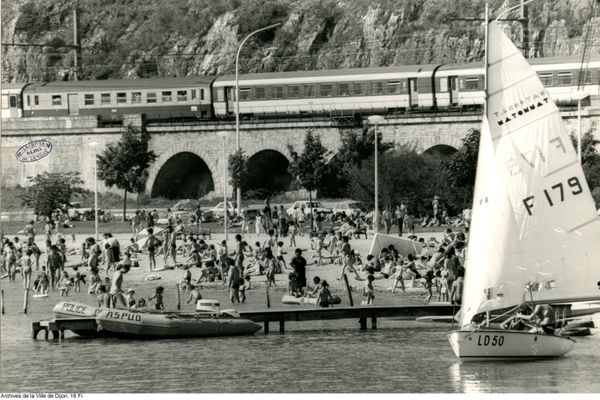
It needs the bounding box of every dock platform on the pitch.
[32,304,457,339]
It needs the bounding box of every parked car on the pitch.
[286,201,331,216]
[172,199,213,222]
[210,201,263,219]
[332,200,366,218]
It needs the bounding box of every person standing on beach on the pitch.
[23,220,36,241]
[109,264,129,308]
[47,244,64,289]
[132,211,142,240]
[233,234,245,275]
[227,260,241,303]
[19,249,34,288]
[290,248,307,296]
[395,203,407,237]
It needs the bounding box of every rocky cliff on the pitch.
[2,0,599,83]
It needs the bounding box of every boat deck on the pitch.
[32,304,458,339]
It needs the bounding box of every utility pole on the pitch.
[520,0,529,58]
[73,3,79,81]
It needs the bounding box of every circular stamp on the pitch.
[15,139,53,163]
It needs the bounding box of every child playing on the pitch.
[186,284,202,305]
[275,241,288,271]
[125,288,137,308]
[316,280,333,308]
[57,271,73,296]
[423,267,435,303]
[239,276,251,303]
[180,266,192,290]
[288,223,297,248]
[439,268,450,302]
[35,266,50,295]
[88,269,101,294]
[72,266,84,293]
[312,233,327,266]
[19,249,34,289]
[148,286,165,310]
[97,285,111,307]
[362,275,375,305]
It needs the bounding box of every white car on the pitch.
[286,201,331,216]
[210,201,239,218]
[332,200,366,217]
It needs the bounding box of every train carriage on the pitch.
[434,55,600,111]
[21,76,215,122]
[212,65,438,118]
[1,83,28,119]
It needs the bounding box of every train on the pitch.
[2,55,599,122]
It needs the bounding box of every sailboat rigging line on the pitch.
[487,72,538,97]
[545,160,579,178]
[495,0,538,22]
[567,217,600,233]
[456,304,523,341]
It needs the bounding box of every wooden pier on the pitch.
[31,304,457,339]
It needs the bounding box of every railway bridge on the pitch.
[2,110,599,199]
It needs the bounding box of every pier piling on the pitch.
[264,321,269,334]
[342,274,354,306]
[371,317,377,329]
[265,285,271,308]
[1,290,4,314]
[279,320,285,333]
[176,284,181,310]
[359,317,367,330]
[23,288,29,314]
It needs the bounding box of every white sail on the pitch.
[459,21,600,327]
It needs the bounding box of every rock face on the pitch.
[2,0,599,83]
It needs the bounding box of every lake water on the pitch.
[1,283,600,393]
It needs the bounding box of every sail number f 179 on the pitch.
[522,177,583,216]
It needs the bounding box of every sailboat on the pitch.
[448,15,600,361]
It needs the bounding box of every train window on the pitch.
[177,90,187,102]
[191,89,197,100]
[162,91,172,102]
[273,86,284,99]
[52,95,62,106]
[339,83,350,96]
[132,92,142,104]
[200,89,205,101]
[26,95,30,106]
[147,92,157,103]
[320,84,333,97]
[304,84,316,97]
[117,93,127,104]
[9,96,17,108]
[1,95,7,108]
[387,81,401,94]
[239,88,252,100]
[582,70,593,85]
[288,85,300,98]
[538,72,553,86]
[439,78,448,93]
[34,95,39,106]
[353,82,365,95]
[558,72,572,86]
[373,82,384,95]
[101,93,111,105]
[464,77,479,90]
[84,94,94,105]
[256,87,266,100]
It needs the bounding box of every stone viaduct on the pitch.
[2,111,599,199]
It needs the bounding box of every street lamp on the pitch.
[88,141,100,240]
[367,115,385,234]
[217,131,229,244]
[235,22,281,215]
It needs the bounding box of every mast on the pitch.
[483,1,490,328]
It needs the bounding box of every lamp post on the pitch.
[235,22,281,215]
[88,141,100,240]
[367,115,385,234]
[217,131,229,244]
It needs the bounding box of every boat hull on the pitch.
[448,328,575,361]
[53,301,104,319]
[96,309,262,338]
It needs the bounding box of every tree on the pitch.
[320,126,393,197]
[97,125,157,221]
[20,172,85,218]
[228,149,249,208]
[570,123,599,167]
[442,128,480,208]
[288,130,330,230]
